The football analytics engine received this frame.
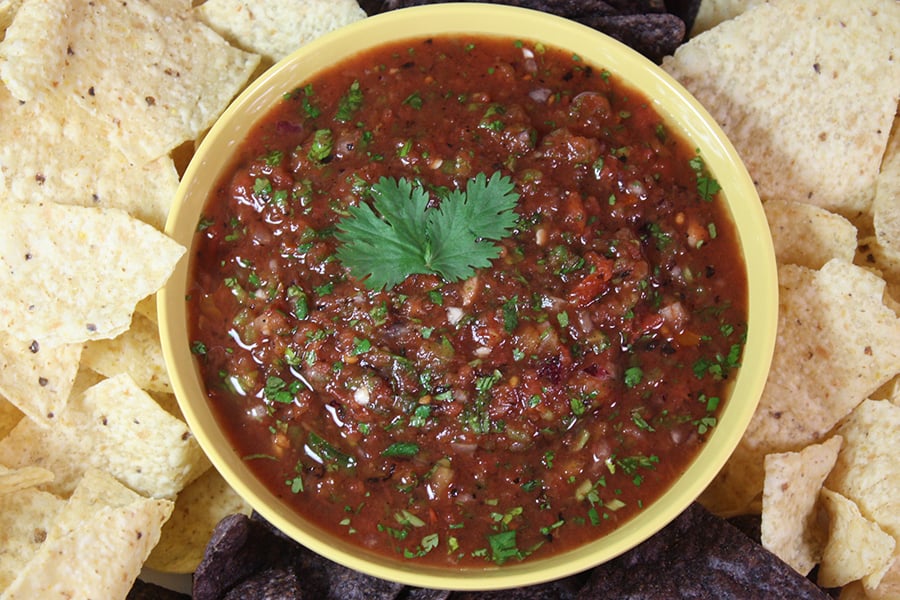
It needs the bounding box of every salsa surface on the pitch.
[188,35,748,567]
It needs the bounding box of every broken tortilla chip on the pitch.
[145,467,251,574]
[818,487,896,589]
[760,436,843,576]
[0,374,209,498]
[0,84,180,231]
[196,0,366,64]
[0,202,185,348]
[0,485,64,590]
[663,0,900,215]
[0,469,174,600]
[702,259,900,514]
[80,313,171,394]
[0,332,81,422]
[0,0,260,162]
[763,201,857,269]
[826,399,900,540]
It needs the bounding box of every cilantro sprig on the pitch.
[334,171,520,290]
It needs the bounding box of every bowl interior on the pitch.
[159,3,777,590]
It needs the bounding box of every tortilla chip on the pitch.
[0,332,81,423]
[0,0,67,101]
[689,0,763,35]
[0,395,22,438]
[0,85,180,231]
[0,202,185,348]
[873,116,900,257]
[863,553,900,600]
[196,0,366,64]
[0,485,64,590]
[763,201,857,269]
[760,436,843,576]
[0,464,54,495]
[0,469,174,599]
[702,260,900,514]
[663,0,900,215]
[0,374,210,498]
[818,487,896,589]
[81,312,171,394]
[146,467,252,573]
[0,0,24,41]
[0,0,260,163]
[857,235,900,285]
[826,399,900,540]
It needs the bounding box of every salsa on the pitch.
[188,35,748,567]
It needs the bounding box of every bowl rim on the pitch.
[160,2,778,591]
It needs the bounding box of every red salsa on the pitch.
[188,35,748,567]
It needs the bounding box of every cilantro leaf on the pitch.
[334,171,519,290]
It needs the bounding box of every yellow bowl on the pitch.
[160,3,777,591]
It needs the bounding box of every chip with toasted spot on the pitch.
[0,485,64,589]
[760,436,843,575]
[817,487,896,589]
[0,85,180,231]
[0,374,210,498]
[663,0,900,215]
[0,469,174,600]
[0,202,185,348]
[0,0,260,162]
[146,467,251,574]
[0,332,81,423]
[195,0,366,64]
[81,313,171,394]
[826,399,900,540]
[763,201,857,269]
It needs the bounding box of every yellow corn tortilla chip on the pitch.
[0,0,260,162]
[763,201,857,269]
[145,467,251,573]
[760,435,843,576]
[873,116,900,258]
[689,0,763,35]
[702,260,900,514]
[0,469,174,600]
[81,313,170,394]
[0,202,185,348]
[0,84,180,231]
[195,0,366,64]
[0,0,24,41]
[863,554,900,600]
[0,464,54,495]
[0,396,22,438]
[818,487,896,589]
[826,399,900,540]
[0,332,81,423]
[0,374,210,498]
[857,235,900,286]
[0,0,67,101]
[0,486,64,590]
[663,0,900,215]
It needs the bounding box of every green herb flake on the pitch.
[335,80,363,122]
[624,366,643,388]
[382,442,420,458]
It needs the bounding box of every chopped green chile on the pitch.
[188,35,748,567]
